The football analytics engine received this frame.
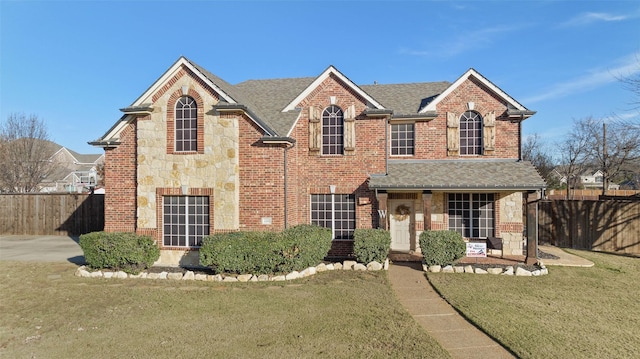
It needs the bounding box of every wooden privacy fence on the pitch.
[538,199,640,256]
[0,194,104,236]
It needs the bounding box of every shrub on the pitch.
[419,230,466,266]
[278,224,332,272]
[79,232,160,274]
[353,228,391,264]
[199,225,332,274]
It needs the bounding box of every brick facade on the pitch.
[94,57,542,265]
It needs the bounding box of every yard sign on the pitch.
[466,242,487,258]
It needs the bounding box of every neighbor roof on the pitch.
[369,160,546,190]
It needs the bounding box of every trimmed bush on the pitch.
[353,229,391,264]
[199,225,332,274]
[419,230,466,266]
[79,232,160,274]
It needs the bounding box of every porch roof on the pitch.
[369,160,546,191]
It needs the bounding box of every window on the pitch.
[175,96,197,152]
[322,105,344,155]
[311,194,355,240]
[448,193,494,238]
[163,196,209,247]
[391,123,415,156]
[459,111,482,155]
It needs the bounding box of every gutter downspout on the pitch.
[284,141,296,229]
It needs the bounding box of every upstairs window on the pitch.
[391,123,415,156]
[460,111,482,155]
[175,96,197,152]
[322,105,344,155]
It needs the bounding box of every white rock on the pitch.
[223,276,238,282]
[475,268,488,274]
[147,273,160,280]
[442,265,454,273]
[103,272,114,279]
[237,274,252,282]
[354,263,367,271]
[194,274,207,281]
[464,265,474,273]
[250,275,258,282]
[210,274,223,282]
[316,263,327,272]
[515,267,532,276]
[487,268,503,275]
[343,260,357,270]
[333,263,343,270]
[537,260,545,267]
[116,271,128,279]
[271,275,286,281]
[77,269,91,278]
[182,271,195,280]
[129,272,145,279]
[503,267,514,276]
[532,270,541,276]
[384,258,389,270]
[325,263,335,271]
[90,271,103,278]
[158,272,168,280]
[422,264,429,272]
[74,266,86,276]
[257,274,270,281]
[301,267,316,277]
[541,268,549,275]
[367,261,383,271]
[168,272,183,280]
[286,271,301,280]
[453,266,464,273]
[429,265,442,273]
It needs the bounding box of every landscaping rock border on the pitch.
[75,259,390,282]
[424,261,549,276]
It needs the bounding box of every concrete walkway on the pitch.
[539,245,594,267]
[0,235,85,264]
[388,262,515,359]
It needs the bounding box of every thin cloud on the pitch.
[561,11,631,27]
[400,24,525,58]
[522,53,640,104]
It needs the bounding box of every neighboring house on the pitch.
[39,144,104,193]
[91,56,546,266]
[555,167,620,190]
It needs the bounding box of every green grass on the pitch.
[428,250,640,359]
[0,261,449,358]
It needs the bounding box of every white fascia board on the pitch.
[282,66,385,112]
[101,115,135,142]
[130,57,236,107]
[285,110,303,138]
[420,68,527,113]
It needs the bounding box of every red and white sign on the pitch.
[466,242,487,258]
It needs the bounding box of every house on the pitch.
[91,56,546,266]
[554,167,620,191]
[39,143,104,193]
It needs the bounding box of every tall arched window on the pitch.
[175,96,197,152]
[322,105,344,155]
[459,111,482,155]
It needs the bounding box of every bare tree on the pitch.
[0,113,56,193]
[522,133,560,188]
[556,121,591,199]
[572,117,640,195]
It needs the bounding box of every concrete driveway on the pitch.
[0,235,85,264]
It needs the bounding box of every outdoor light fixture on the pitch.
[181,185,188,195]
[330,185,336,194]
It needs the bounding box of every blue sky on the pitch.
[1,0,639,155]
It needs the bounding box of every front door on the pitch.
[390,200,413,251]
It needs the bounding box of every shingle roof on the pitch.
[360,82,450,116]
[369,160,546,190]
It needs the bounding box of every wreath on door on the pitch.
[393,204,411,221]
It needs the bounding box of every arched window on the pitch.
[175,96,197,152]
[459,111,482,155]
[322,105,344,155]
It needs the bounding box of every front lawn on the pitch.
[0,261,449,358]
[428,250,640,359]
